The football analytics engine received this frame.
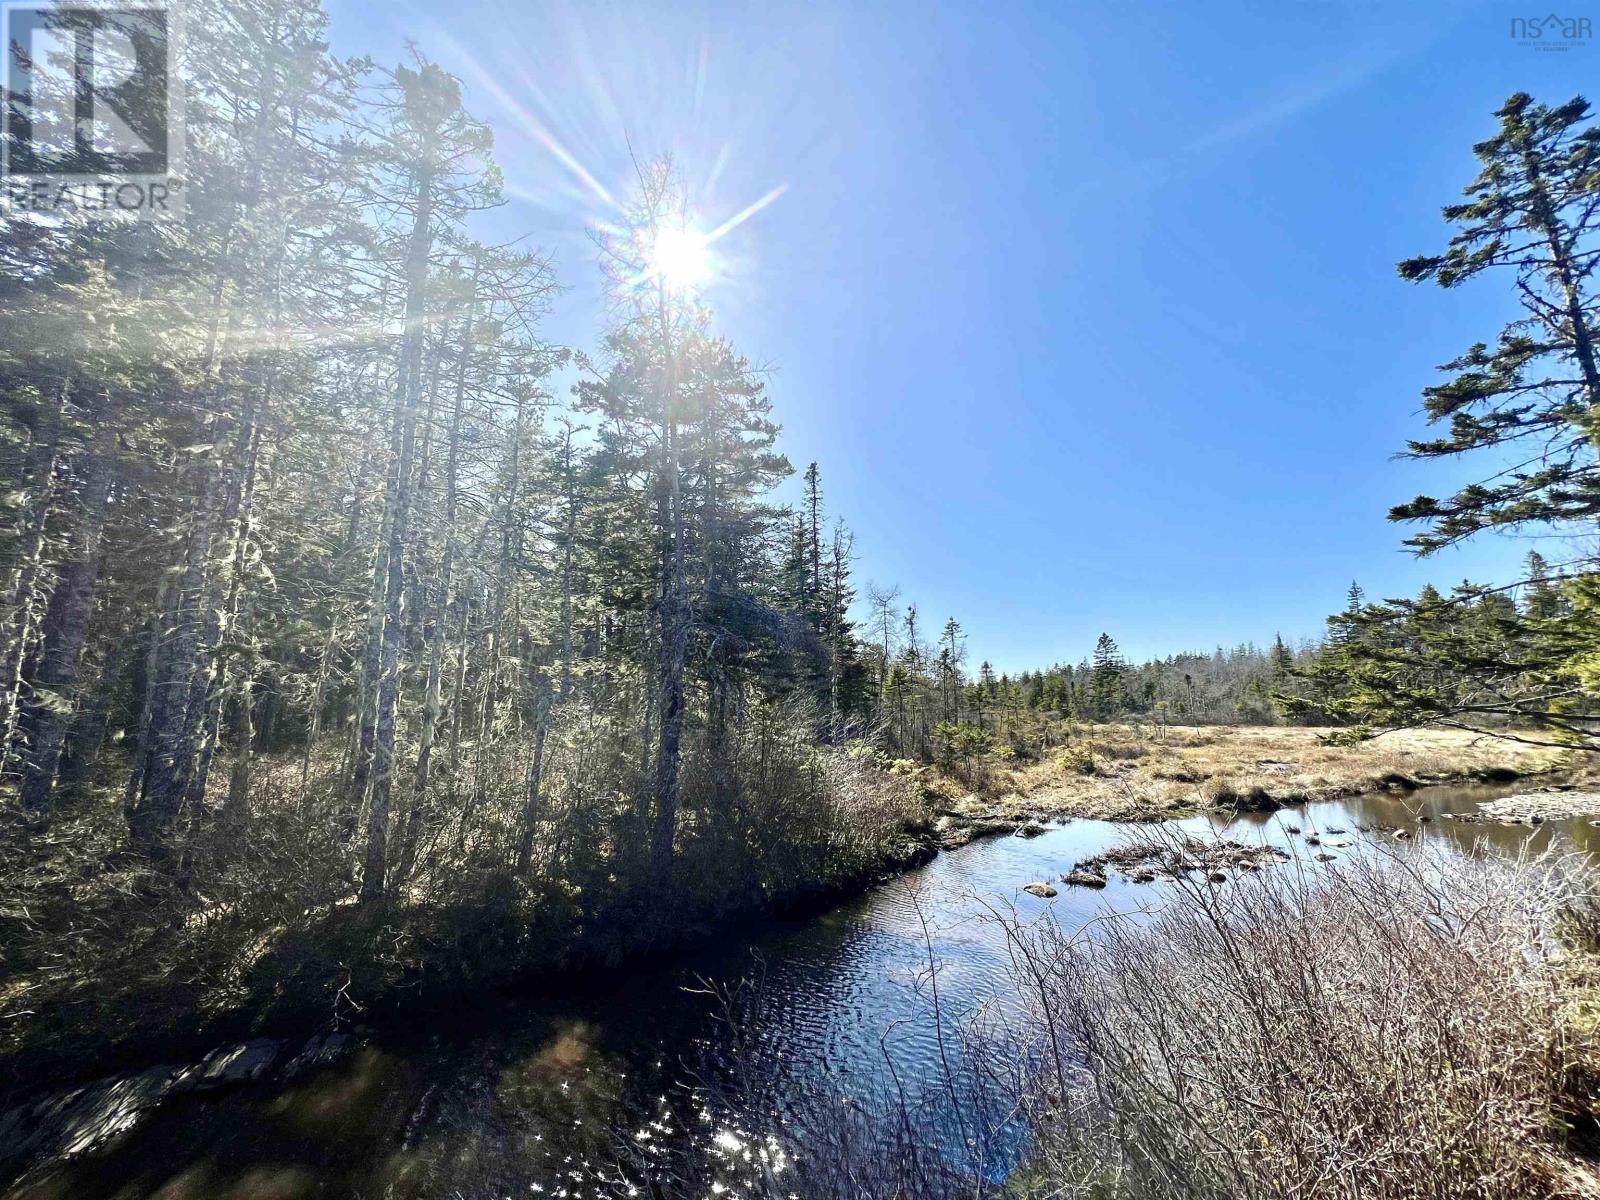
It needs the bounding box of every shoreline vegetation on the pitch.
[0,721,1584,1156]
[1,725,1573,1118]
[11,787,1600,1198]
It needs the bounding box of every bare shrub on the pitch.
[1010,836,1587,1200]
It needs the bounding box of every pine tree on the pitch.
[1524,551,1566,618]
[1308,94,1600,747]
[1393,93,1600,553]
[355,59,499,903]
[1090,632,1124,719]
[1270,634,1294,679]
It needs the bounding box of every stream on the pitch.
[5,778,1595,1200]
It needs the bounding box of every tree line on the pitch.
[0,0,976,928]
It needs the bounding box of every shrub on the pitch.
[1012,838,1588,1200]
[1061,745,1096,775]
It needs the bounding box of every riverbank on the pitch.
[9,775,1600,1200]
[927,724,1575,841]
[0,741,940,1106]
[0,725,1578,1157]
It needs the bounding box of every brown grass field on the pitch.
[930,724,1581,826]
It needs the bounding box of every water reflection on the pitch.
[8,778,1584,1199]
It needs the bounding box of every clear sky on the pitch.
[324,0,1591,673]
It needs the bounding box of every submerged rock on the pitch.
[1023,881,1058,898]
[0,1030,363,1177]
[198,1040,279,1089]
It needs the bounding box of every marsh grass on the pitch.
[988,724,1572,821]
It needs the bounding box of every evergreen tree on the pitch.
[1090,632,1124,718]
[1393,93,1600,552]
[1309,93,1600,748]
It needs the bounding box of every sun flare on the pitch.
[648,226,713,291]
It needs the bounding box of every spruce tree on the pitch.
[1090,632,1124,718]
[1394,93,1600,552]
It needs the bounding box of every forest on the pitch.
[5,0,1600,1195]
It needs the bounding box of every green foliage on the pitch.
[931,720,991,772]
[1393,93,1600,554]
[1301,91,1600,748]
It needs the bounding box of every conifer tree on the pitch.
[1090,632,1124,718]
[1394,93,1600,552]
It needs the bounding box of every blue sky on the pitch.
[326,0,1591,673]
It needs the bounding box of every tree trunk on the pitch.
[515,694,550,874]
[404,294,473,877]
[0,374,66,780]
[130,448,222,852]
[361,156,434,904]
[18,415,114,816]
[649,295,688,892]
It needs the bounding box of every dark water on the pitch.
[8,779,1593,1200]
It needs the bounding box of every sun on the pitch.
[648,225,713,292]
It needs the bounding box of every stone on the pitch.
[1023,881,1058,898]
[198,1040,279,1089]
[1061,867,1107,889]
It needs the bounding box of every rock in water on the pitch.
[1061,866,1107,889]
[1023,881,1058,898]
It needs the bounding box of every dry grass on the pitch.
[976,724,1573,822]
[1007,838,1600,1200]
